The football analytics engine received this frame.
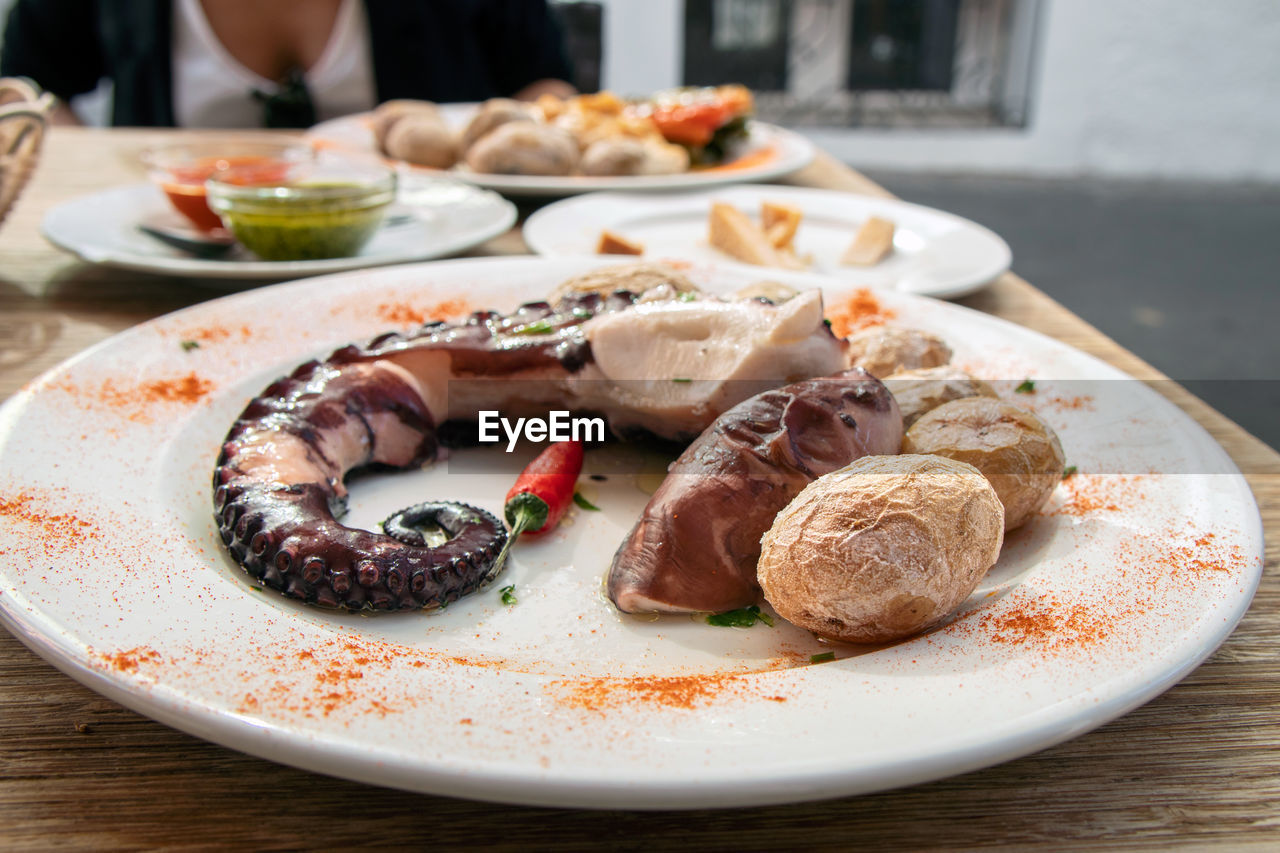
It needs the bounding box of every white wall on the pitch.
[802,0,1280,181]
[599,0,684,94]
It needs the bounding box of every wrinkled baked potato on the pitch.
[883,366,998,428]
[383,117,458,169]
[846,327,953,378]
[464,122,579,176]
[758,454,1004,644]
[459,99,537,152]
[370,99,442,152]
[902,397,1065,530]
[579,137,690,176]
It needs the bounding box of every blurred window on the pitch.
[846,0,957,91]
[685,0,789,91]
[683,0,1040,129]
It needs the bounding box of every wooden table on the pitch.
[1,128,1277,850]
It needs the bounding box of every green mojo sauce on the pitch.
[220,181,389,261]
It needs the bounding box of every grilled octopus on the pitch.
[213,266,852,611]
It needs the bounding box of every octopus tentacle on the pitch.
[380,500,507,593]
[382,501,504,548]
[214,290,637,611]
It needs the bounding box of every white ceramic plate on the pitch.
[41,175,516,282]
[524,185,1013,299]
[308,104,816,196]
[0,257,1261,809]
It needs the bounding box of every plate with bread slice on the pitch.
[523,185,1012,300]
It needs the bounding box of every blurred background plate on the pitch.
[308,103,815,197]
[40,173,516,283]
[524,184,1012,299]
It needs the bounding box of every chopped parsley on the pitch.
[1063,465,1078,478]
[706,605,775,628]
[1014,378,1036,394]
[500,584,518,606]
[572,492,600,512]
[512,320,555,336]
[678,291,697,302]
[809,651,836,663]
[180,340,200,352]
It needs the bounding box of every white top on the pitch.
[171,0,377,128]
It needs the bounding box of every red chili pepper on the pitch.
[487,440,584,582]
[504,438,584,536]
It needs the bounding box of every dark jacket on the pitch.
[0,0,572,126]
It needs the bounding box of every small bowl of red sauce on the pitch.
[141,139,315,232]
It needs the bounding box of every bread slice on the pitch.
[708,202,804,269]
[596,229,645,256]
[841,216,896,266]
[760,201,802,250]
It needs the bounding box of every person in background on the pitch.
[0,0,576,128]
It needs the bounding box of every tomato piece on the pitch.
[651,102,733,146]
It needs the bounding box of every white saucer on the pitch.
[42,175,517,282]
[524,185,1013,299]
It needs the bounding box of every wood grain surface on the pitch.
[0,128,1276,850]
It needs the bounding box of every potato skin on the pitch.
[464,123,579,176]
[902,397,1066,530]
[846,327,952,378]
[758,454,1004,644]
[383,117,459,169]
[579,138,690,176]
[460,98,537,152]
[370,100,442,152]
[883,366,997,428]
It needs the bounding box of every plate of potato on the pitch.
[307,92,816,197]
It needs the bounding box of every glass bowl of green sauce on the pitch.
[206,158,396,261]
